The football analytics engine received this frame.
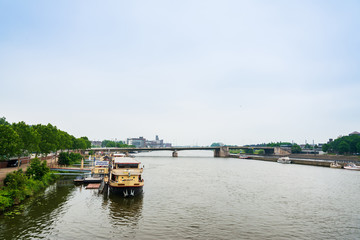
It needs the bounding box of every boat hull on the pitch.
[109,185,143,197]
[344,167,360,171]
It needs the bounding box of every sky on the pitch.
[1,0,360,146]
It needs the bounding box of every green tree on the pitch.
[33,124,58,157]
[80,136,91,149]
[0,125,21,161]
[356,142,360,154]
[58,152,70,165]
[322,144,329,152]
[210,143,223,147]
[57,131,73,152]
[12,122,40,167]
[26,158,49,180]
[73,138,87,150]
[291,144,302,153]
[338,141,350,154]
[0,117,10,126]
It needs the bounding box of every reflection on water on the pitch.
[1,152,360,240]
[0,177,75,240]
[107,193,144,239]
[108,193,143,222]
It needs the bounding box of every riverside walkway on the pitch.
[0,158,56,187]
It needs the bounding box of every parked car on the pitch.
[7,159,21,167]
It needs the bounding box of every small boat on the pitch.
[277,156,291,164]
[83,177,103,183]
[73,176,84,184]
[330,161,342,168]
[344,162,360,171]
[239,155,250,159]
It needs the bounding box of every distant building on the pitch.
[127,137,146,148]
[349,131,360,136]
[91,141,102,147]
[127,135,172,148]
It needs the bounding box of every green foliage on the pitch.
[324,135,360,155]
[0,124,21,161]
[0,117,10,126]
[101,140,135,148]
[210,143,223,147]
[338,142,350,154]
[244,148,253,154]
[12,121,40,158]
[0,192,13,212]
[4,169,27,190]
[58,130,73,151]
[254,149,265,155]
[58,152,82,165]
[0,168,57,213]
[291,144,302,153]
[80,136,91,149]
[26,158,50,180]
[33,124,59,155]
[265,142,292,147]
[322,144,329,152]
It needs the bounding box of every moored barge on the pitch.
[109,156,144,197]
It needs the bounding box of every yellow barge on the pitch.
[109,156,144,197]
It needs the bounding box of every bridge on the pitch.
[89,146,277,157]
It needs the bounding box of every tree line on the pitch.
[92,140,134,148]
[322,135,360,155]
[0,117,91,162]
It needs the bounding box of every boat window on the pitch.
[111,174,116,181]
[117,164,138,168]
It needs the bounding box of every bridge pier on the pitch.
[172,151,178,157]
[214,146,230,157]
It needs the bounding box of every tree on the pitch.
[356,142,360,154]
[0,125,21,161]
[12,122,40,168]
[57,131,73,152]
[338,141,350,154]
[26,158,49,180]
[322,144,329,152]
[210,143,223,147]
[73,138,87,151]
[33,124,58,157]
[80,136,91,149]
[0,117,10,126]
[291,144,302,154]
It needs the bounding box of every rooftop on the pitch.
[113,157,140,164]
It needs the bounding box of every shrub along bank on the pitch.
[0,158,57,213]
[57,152,83,165]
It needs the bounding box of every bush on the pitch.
[58,152,70,165]
[26,158,49,180]
[4,169,27,190]
[0,191,13,212]
[58,152,82,165]
[0,165,57,213]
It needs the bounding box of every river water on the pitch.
[1,151,360,239]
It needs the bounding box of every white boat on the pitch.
[277,156,291,164]
[344,162,360,171]
[330,161,342,168]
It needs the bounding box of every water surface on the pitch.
[1,151,360,239]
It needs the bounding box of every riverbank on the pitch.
[0,157,57,187]
[231,153,360,167]
[0,159,58,213]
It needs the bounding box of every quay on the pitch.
[230,154,360,167]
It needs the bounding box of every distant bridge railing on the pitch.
[88,146,276,157]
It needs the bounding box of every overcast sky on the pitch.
[1,0,359,146]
